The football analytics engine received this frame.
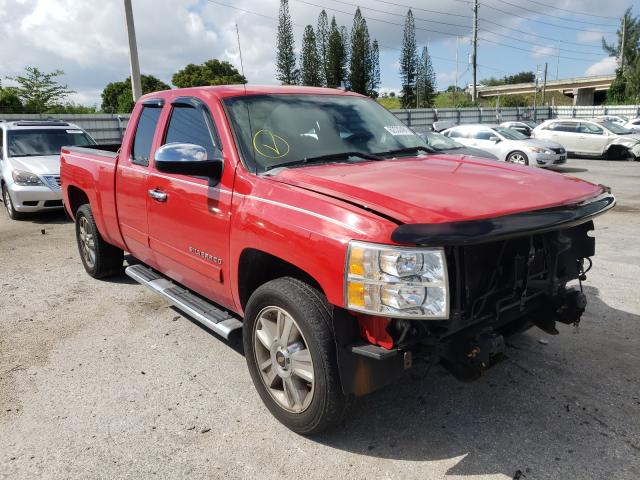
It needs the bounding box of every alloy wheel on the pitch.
[78,216,96,268]
[253,306,315,413]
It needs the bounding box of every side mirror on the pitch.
[154,143,223,179]
[489,136,501,143]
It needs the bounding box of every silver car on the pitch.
[532,118,640,160]
[1,119,96,219]
[441,124,567,167]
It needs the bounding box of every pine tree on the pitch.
[399,9,417,108]
[349,8,371,95]
[415,46,436,107]
[300,25,322,86]
[316,10,329,86]
[340,25,350,87]
[368,40,380,97]
[276,0,298,85]
[326,17,346,88]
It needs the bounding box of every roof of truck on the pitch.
[139,84,363,102]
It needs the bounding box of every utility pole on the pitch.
[555,44,560,80]
[541,62,548,106]
[621,14,627,71]
[124,0,142,102]
[472,0,478,103]
[455,36,459,107]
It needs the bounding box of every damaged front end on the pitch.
[335,191,615,395]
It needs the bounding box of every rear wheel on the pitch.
[75,204,123,278]
[507,151,529,165]
[243,277,349,434]
[2,183,27,220]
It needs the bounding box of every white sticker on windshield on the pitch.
[66,129,83,134]
[384,125,414,136]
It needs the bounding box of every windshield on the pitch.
[598,120,634,135]
[7,129,95,157]
[493,126,528,140]
[223,94,428,172]
[424,131,464,150]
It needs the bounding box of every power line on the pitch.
[480,1,616,33]
[523,0,619,20]
[488,0,618,27]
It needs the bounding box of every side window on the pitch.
[551,122,577,133]
[448,128,466,139]
[472,130,494,140]
[163,105,217,159]
[131,106,162,166]
[579,123,603,135]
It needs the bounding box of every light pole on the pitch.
[124,0,142,101]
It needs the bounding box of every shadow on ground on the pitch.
[309,285,640,478]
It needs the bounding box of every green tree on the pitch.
[316,10,329,86]
[399,10,417,108]
[349,8,371,95]
[300,25,322,86]
[0,82,23,113]
[603,8,640,70]
[172,59,245,88]
[6,67,74,113]
[326,17,346,88]
[416,46,436,107]
[276,0,298,85]
[368,40,380,98]
[606,67,628,104]
[101,75,170,113]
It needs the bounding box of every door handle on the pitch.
[148,188,167,202]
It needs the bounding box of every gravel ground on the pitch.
[0,158,639,480]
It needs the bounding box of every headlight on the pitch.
[345,241,449,319]
[12,170,43,186]
[527,146,552,154]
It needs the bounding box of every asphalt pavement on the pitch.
[1,158,639,480]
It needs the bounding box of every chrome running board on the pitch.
[125,264,243,339]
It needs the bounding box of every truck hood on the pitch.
[9,155,60,176]
[270,154,603,224]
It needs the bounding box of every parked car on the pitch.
[61,85,614,434]
[413,129,498,160]
[596,115,628,126]
[1,119,96,219]
[432,120,457,132]
[442,123,567,167]
[500,120,538,137]
[532,118,640,160]
[622,117,640,132]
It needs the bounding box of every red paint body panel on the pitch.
[60,85,605,322]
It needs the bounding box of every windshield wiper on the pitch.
[267,151,382,170]
[373,146,434,157]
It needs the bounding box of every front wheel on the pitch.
[243,277,350,434]
[2,183,27,220]
[506,151,529,165]
[75,204,124,278]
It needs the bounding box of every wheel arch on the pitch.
[237,248,326,312]
[66,185,90,219]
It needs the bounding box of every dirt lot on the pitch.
[1,159,639,480]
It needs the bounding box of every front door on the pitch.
[577,122,607,155]
[146,97,234,308]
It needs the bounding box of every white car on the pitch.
[532,118,640,160]
[596,115,628,126]
[441,124,567,167]
[1,119,96,220]
[623,117,640,132]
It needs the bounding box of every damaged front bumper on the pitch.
[335,191,615,395]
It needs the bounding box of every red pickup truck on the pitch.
[61,85,614,434]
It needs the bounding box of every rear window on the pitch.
[447,128,467,139]
[7,129,94,157]
[549,122,578,133]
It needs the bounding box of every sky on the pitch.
[0,0,633,106]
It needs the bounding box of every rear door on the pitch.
[547,121,580,153]
[469,128,502,156]
[146,96,234,308]
[115,99,163,263]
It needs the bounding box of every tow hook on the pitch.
[441,332,506,381]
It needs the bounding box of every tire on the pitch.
[75,204,124,278]
[506,151,529,165]
[2,183,27,220]
[243,277,350,435]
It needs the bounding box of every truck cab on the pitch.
[60,86,614,434]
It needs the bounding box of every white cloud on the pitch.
[532,45,557,58]
[576,30,605,44]
[585,56,617,76]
